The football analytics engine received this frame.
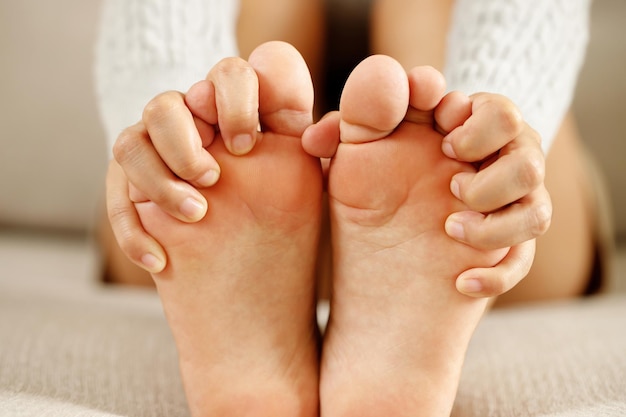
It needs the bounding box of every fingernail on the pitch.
[180,197,206,221]
[445,218,465,241]
[197,169,220,187]
[141,253,165,273]
[232,134,254,155]
[457,278,483,294]
[442,141,457,159]
[450,178,461,200]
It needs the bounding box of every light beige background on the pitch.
[0,0,107,232]
[0,0,624,238]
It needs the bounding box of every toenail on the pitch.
[180,197,206,221]
[232,134,254,155]
[442,141,457,159]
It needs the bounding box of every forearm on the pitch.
[95,0,240,153]
[444,0,591,153]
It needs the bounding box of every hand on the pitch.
[435,92,552,297]
[107,56,268,273]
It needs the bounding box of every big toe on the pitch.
[339,55,409,144]
[248,41,314,137]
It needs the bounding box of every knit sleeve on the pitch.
[94,0,240,155]
[444,0,591,154]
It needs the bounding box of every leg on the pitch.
[238,0,325,116]
[370,0,453,71]
[318,57,507,416]
[136,43,322,417]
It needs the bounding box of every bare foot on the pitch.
[135,42,322,417]
[317,56,508,416]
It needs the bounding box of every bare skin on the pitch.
[303,56,508,416]
[370,0,596,302]
[133,42,322,417]
[102,0,596,304]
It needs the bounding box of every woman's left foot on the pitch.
[317,56,508,417]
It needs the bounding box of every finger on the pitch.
[450,127,546,212]
[106,160,167,274]
[185,80,218,127]
[248,41,314,137]
[433,91,472,136]
[442,93,524,162]
[208,56,260,155]
[142,91,220,188]
[113,122,208,223]
[456,240,535,298]
[302,111,341,158]
[445,184,552,250]
[185,80,222,149]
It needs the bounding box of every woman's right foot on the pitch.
[319,56,508,417]
[135,42,322,417]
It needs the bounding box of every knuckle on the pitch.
[516,152,545,190]
[483,95,523,138]
[148,182,174,206]
[528,203,552,237]
[112,128,142,165]
[175,158,206,181]
[107,208,141,257]
[211,58,259,123]
[107,202,132,228]
[142,91,183,125]
[214,56,255,78]
[223,107,258,129]
[498,105,524,138]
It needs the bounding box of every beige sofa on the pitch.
[1,0,625,416]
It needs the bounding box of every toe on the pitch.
[407,66,447,112]
[248,41,315,137]
[339,55,409,144]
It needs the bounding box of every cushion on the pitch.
[1,232,625,416]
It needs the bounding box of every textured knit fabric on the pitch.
[445,0,591,154]
[95,0,240,153]
[95,0,589,155]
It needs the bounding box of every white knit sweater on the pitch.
[445,0,591,153]
[95,0,239,153]
[95,0,590,155]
